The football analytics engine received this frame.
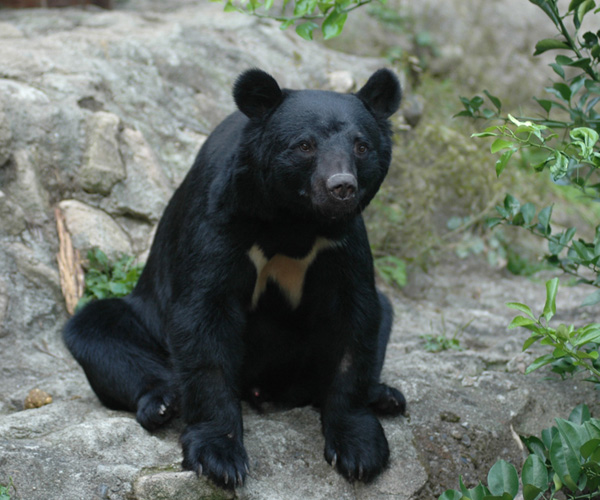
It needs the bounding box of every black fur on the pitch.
[64,68,405,488]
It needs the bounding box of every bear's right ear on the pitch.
[234,69,283,119]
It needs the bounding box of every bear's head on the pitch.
[234,69,401,224]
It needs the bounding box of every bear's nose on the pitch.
[326,174,357,201]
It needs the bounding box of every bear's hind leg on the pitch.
[63,298,177,430]
[368,290,406,416]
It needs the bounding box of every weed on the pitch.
[77,248,144,310]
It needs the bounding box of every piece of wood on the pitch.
[55,206,85,316]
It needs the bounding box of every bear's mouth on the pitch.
[310,190,360,220]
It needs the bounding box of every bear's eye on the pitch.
[298,141,313,153]
[354,143,369,156]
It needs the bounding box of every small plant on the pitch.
[374,254,407,288]
[439,404,600,500]
[77,248,144,310]
[456,0,600,307]
[214,0,380,40]
[0,478,14,500]
[420,316,471,353]
[421,333,462,353]
[508,277,600,383]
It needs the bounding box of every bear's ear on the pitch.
[356,69,402,119]
[234,69,283,119]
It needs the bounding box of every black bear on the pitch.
[64,68,405,488]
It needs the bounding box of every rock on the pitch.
[24,388,53,409]
[0,21,23,39]
[327,70,356,93]
[79,111,126,195]
[402,94,425,128]
[59,199,133,258]
[0,278,8,338]
[134,472,235,500]
[5,242,62,294]
[102,128,172,222]
[0,190,27,235]
[0,101,12,166]
[9,149,50,224]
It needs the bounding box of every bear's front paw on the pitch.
[181,423,249,489]
[323,410,389,483]
[136,386,178,431]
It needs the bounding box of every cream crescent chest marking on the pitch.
[247,237,337,310]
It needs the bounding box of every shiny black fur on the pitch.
[64,69,406,488]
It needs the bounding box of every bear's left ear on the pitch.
[356,69,402,119]
[234,69,283,119]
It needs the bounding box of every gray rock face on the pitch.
[0,2,596,500]
[59,199,133,258]
[79,111,125,195]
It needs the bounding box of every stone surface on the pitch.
[0,101,12,166]
[79,111,126,195]
[102,127,172,222]
[59,199,133,257]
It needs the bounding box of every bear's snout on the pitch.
[326,173,357,201]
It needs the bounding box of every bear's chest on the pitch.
[247,237,335,310]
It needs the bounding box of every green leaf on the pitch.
[483,90,502,112]
[523,335,544,350]
[279,18,295,30]
[375,256,407,288]
[550,153,569,181]
[504,194,520,217]
[506,302,536,319]
[577,0,596,25]
[509,315,538,329]
[322,9,347,39]
[495,150,514,177]
[520,203,536,226]
[569,404,591,425]
[581,438,600,459]
[538,205,553,236]
[295,21,319,40]
[488,460,519,497]
[543,278,559,323]
[522,484,543,500]
[550,62,566,79]
[570,127,599,158]
[529,0,562,28]
[438,490,464,500]
[521,435,548,459]
[582,290,600,307]
[491,138,514,154]
[573,323,600,345]
[486,217,504,229]
[547,82,572,102]
[522,454,549,500]
[550,430,581,491]
[472,132,498,138]
[569,0,588,11]
[534,38,571,55]
[526,354,556,374]
[223,0,239,12]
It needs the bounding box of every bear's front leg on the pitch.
[169,294,249,489]
[319,292,390,483]
[322,406,389,483]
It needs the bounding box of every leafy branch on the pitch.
[440,405,600,500]
[213,0,381,39]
